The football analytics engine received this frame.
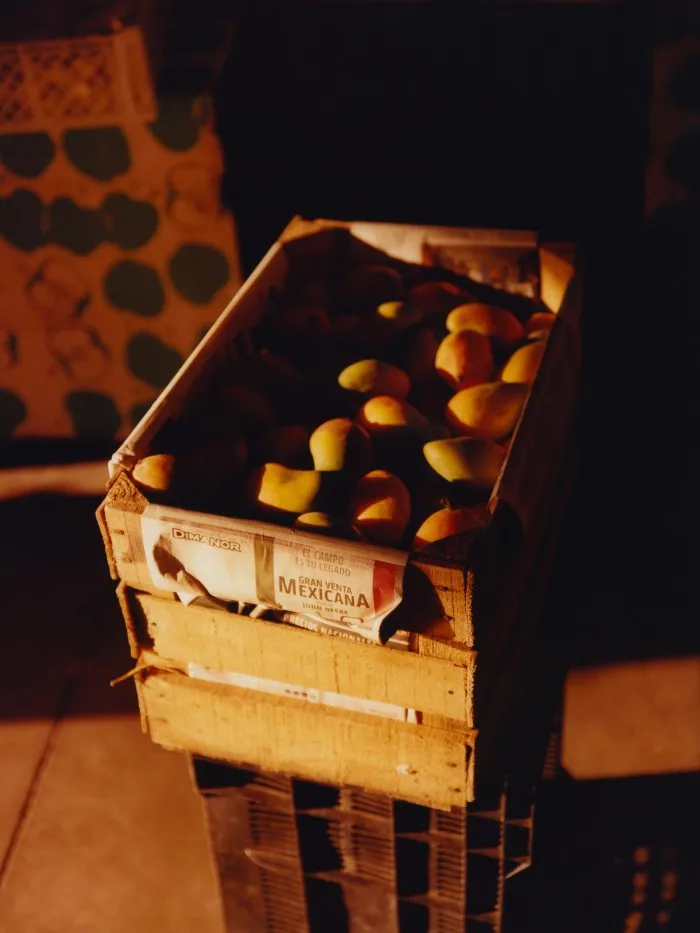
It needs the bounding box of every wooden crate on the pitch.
[97,218,580,808]
[189,756,535,933]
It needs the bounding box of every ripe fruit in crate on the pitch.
[398,326,438,384]
[341,264,405,311]
[253,425,312,469]
[525,310,556,336]
[132,454,177,493]
[338,359,410,400]
[501,341,545,386]
[446,303,525,349]
[356,395,435,443]
[376,300,423,330]
[435,331,494,390]
[249,463,324,515]
[423,437,506,491]
[295,512,358,538]
[446,382,528,439]
[413,504,489,551]
[277,304,330,340]
[220,384,277,435]
[407,281,465,317]
[349,470,411,547]
[309,418,372,473]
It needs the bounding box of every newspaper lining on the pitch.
[142,505,408,644]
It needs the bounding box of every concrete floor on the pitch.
[0,493,225,933]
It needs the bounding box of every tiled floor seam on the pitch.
[0,675,78,886]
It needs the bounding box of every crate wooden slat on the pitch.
[138,670,475,810]
[127,592,476,723]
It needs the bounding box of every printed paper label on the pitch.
[141,505,408,643]
[187,662,418,724]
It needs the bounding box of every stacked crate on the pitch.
[98,217,580,928]
[192,756,534,933]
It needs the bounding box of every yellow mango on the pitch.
[309,418,372,473]
[132,454,177,493]
[294,512,359,538]
[377,300,423,328]
[338,359,410,400]
[413,504,489,550]
[349,470,411,547]
[501,341,546,386]
[356,395,433,441]
[251,463,324,514]
[446,303,525,348]
[435,331,494,390]
[446,382,528,439]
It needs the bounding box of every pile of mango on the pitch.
[133,262,555,552]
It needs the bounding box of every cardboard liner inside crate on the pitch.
[97,217,579,650]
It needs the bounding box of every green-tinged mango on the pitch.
[423,437,506,490]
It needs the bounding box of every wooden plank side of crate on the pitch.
[132,592,475,723]
[137,670,472,810]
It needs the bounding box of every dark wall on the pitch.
[216,1,651,272]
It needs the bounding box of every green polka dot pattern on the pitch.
[126,333,184,389]
[105,261,166,317]
[62,127,131,181]
[65,391,121,438]
[169,243,229,304]
[0,190,45,252]
[0,389,27,436]
[0,133,56,178]
[102,194,159,249]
